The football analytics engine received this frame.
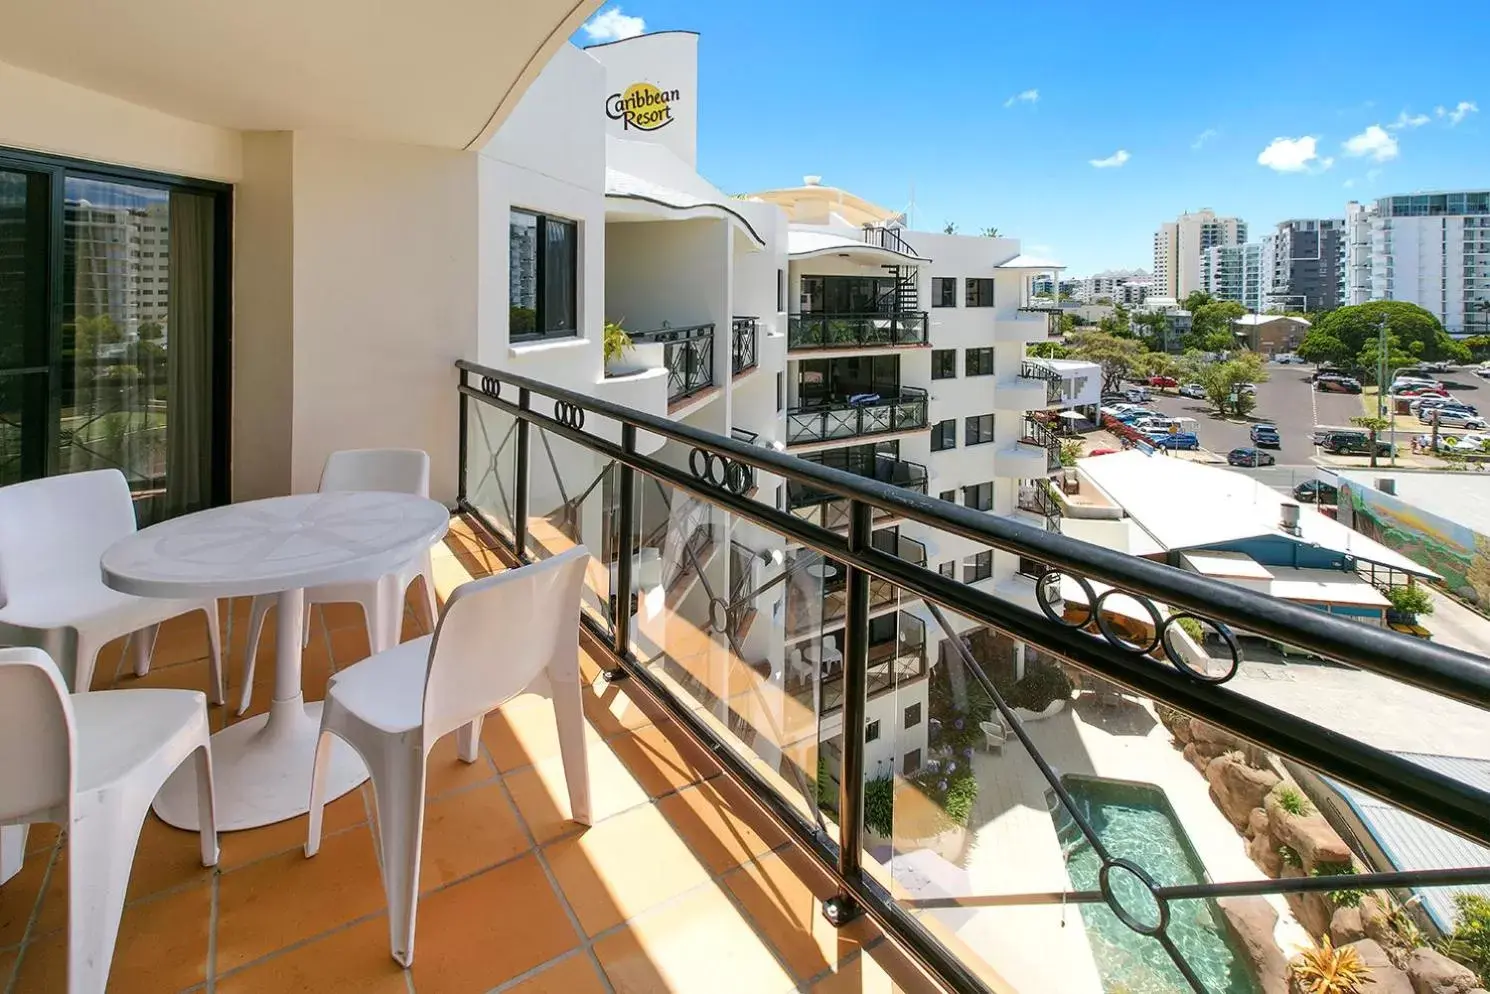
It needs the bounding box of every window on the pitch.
[904,703,922,729]
[965,347,995,376]
[964,414,995,446]
[964,482,993,512]
[938,489,957,503]
[903,750,922,776]
[931,420,957,452]
[777,269,786,312]
[866,720,881,743]
[966,277,995,307]
[938,561,956,579]
[800,274,897,313]
[510,209,578,341]
[932,277,957,307]
[964,550,994,582]
[796,355,901,407]
[776,372,784,412]
[931,348,957,379]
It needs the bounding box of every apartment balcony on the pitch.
[799,612,929,717]
[994,312,1055,344]
[631,324,716,406]
[730,316,759,377]
[787,312,929,352]
[785,459,928,530]
[995,362,1064,412]
[785,389,930,448]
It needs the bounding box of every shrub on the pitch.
[1438,894,1490,983]
[1292,936,1373,994]
[1386,584,1435,616]
[907,764,980,828]
[1278,845,1303,869]
[603,320,633,364]
[1176,616,1205,642]
[1312,860,1362,907]
[816,757,836,813]
[1009,658,1074,712]
[943,776,979,824]
[1273,785,1314,816]
[864,775,895,837]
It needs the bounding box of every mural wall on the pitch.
[1337,480,1490,605]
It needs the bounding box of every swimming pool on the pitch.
[1049,775,1261,994]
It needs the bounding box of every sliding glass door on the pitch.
[0,150,230,522]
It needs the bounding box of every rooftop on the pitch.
[1232,314,1311,327]
[1335,470,1490,539]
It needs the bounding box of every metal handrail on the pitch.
[730,316,758,375]
[456,358,1490,994]
[631,323,714,403]
[785,388,929,446]
[787,312,929,350]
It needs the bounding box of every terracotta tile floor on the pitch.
[0,517,944,994]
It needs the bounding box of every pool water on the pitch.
[1049,776,1262,994]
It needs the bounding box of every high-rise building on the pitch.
[1199,243,1266,312]
[1071,270,1152,305]
[1347,192,1490,335]
[1266,218,1345,312]
[1153,210,1246,299]
[1346,201,1375,306]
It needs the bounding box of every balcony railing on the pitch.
[787,312,928,350]
[1020,414,1063,472]
[632,323,714,403]
[456,358,1490,994]
[785,458,928,515]
[1017,478,1060,524]
[860,224,918,256]
[1019,359,1065,405]
[731,316,758,376]
[785,388,929,446]
[818,612,929,716]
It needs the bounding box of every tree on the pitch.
[1357,332,1421,384]
[1133,310,1170,348]
[1187,300,1246,351]
[1351,415,1392,468]
[1180,290,1214,313]
[1058,313,1077,337]
[1461,335,1490,361]
[980,226,999,238]
[1297,331,1351,367]
[1137,351,1181,381]
[1313,301,1470,367]
[1068,330,1146,391]
[1192,351,1268,417]
[1099,304,1134,338]
[1027,341,1070,359]
[136,321,165,343]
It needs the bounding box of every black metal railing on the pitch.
[1020,359,1065,406]
[632,324,714,403]
[785,388,929,446]
[1016,479,1059,525]
[861,224,918,257]
[786,458,928,514]
[1020,414,1063,472]
[787,312,928,350]
[818,611,928,716]
[731,316,758,376]
[456,358,1490,994]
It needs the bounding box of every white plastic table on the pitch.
[101,491,450,831]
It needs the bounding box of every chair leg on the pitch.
[66,801,141,994]
[302,605,313,649]
[548,657,592,827]
[305,729,337,858]
[369,740,427,968]
[239,595,275,715]
[419,551,439,630]
[131,624,159,678]
[455,717,483,763]
[193,742,220,867]
[201,605,225,707]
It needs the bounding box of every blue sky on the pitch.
[577,0,1488,276]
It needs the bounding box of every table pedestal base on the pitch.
[153,698,368,832]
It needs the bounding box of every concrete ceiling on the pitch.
[0,0,604,148]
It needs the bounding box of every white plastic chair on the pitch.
[0,469,224,700]
[238,448,437,714]
[305,545,592,967]
[980,720,1007,753]
[0,646,218,994]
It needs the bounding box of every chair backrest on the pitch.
[421,546,590,745]
[0,647,75,824]
[319,449,429,497]
[0,470,136,609]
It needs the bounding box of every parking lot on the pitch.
[1130,362,1485,465]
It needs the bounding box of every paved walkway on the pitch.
[1422,588,1490,658]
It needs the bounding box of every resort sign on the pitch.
[605,82,680,131]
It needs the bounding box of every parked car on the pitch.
[1317,378,1362,394]
[1409,396,1474,413]
[1476,367,1490,380]
[1273,353,1300,364]
[1154,433,1200,450]
[1125,387,1151,403]
[1311,368,1349,382]
[1249,424,1281,447]
[1448,433,1490,453]
[1227,447,1275,467]
[1419,408,1488,429]
[1322,432,1393,456]
[1395,386,1450,398]
[1178,383,1206,399]
[1417,402,1480,419]
[1292,480,1338,504]
[1148,375,1178,388]
[1237,383,1257,395]
[1101,392,1130,404]
[1088,448,1119,457]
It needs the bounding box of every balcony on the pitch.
[785,389,930,447]
[1018,415,1064,473]
[807,612,929,717]
[730,316,759,376]
[787,312,929,351]
[786,458,929,530]
[631,324,715,405]
[996,312,1059,343]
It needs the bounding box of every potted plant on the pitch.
[603,320,634,376]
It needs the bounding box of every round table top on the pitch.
[102,491,451,599]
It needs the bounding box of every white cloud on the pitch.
[581,6,645,42]
[1191,128,1219,150]
[1342,124,1399,162]
[1449,101,1479,125]
[1088,149,1130,169]
[1004,89,1039,108]
[1343,178,1356,189]
[1389,110,1431,130]
[1257,136,1329,173]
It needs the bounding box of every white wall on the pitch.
[586,32,700,170]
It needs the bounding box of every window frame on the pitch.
[931,348,957,380]
[903,749,922,776]
[965,277,995,307]
[938,560,956,579]
[930,419,957,452]
[964,550,994,582]
[938,489,957,504]
[932,277,958,308]
[866,720,881,743]
[904,703,922,729]
[965,347,995,377]
[964,413,995,446]
[963,482,994,512]
[509,208,579,343]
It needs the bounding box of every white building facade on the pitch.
[1199,242,1267,313]
[1153,209,1247,299]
